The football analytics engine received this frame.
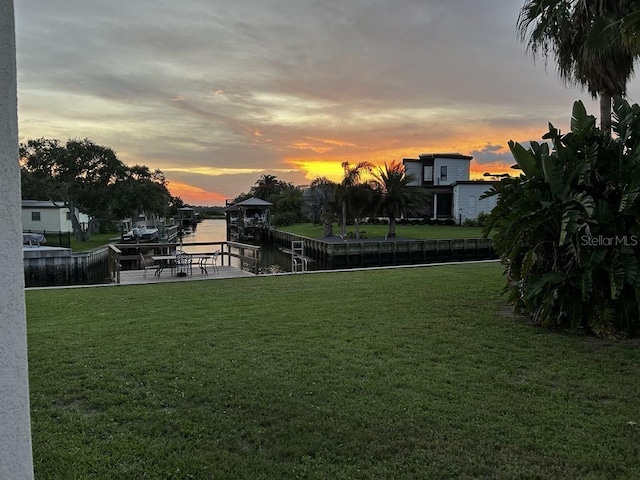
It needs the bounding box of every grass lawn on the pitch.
[70,233,118,252]
[26,263,640,479]
[279,222,486,240]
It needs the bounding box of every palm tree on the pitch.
[587,6,640,54]
[517,0,637,133]
[304,177,338,236]
[372,161,429,238]
[336,161,373,237]
[252,174,281,201]
[620,8,640,48]
[349,183,378,239]
[272,183,304,224]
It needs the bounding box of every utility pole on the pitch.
[0,0,35,478]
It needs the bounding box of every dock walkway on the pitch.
[117,265,254,285]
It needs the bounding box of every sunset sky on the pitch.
[14,0,640,205]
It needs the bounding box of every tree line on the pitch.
[20,137,430,242]
[232,160,430,239]
[20,138,185,241]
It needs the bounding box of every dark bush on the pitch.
[272,212,300,227]
[484,99,640,337]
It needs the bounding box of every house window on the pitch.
[32,211,41,221]
[66,211,71,220]
[440,166,448,181]
[424,166,433,182]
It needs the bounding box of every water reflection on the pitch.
[179,219,292,272]
[181,219,226,252]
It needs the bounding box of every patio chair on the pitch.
[175,252,193,277]
[139,253,160,278]
[210,250,220,273]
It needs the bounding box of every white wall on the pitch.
[453,183,497,224]
[433,158,470,186]
[403,161,422,186]
[22,207,66,231]
[22,205,91,232]
[0,0,35,477]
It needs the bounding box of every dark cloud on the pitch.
[471,142,540,168]
[14,0,640,203]
[470,144,511,165]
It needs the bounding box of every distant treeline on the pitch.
[193,206,226,218]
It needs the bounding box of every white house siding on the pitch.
[0,0,35,477]
[404,155,492,220]
[433,158,470,186]
[22,206,67,231]
[403,160,422,186]
[22,201,91,232]
[452,183,497,224]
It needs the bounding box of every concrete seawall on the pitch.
[270,230,497,270]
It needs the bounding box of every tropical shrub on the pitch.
[272,211,300,227]
[345,230,368,239]
[483,99,640,337]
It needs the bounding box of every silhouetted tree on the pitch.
[336,161,373,237]
[372,161,429,238]
[20,138,172,239]
[517,0,638,133]
[304,177,339,236]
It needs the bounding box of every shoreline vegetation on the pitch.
[26,263,640,479]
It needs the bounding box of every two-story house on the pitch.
[402,153,497,223]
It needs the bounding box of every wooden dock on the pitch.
[117,265,255,285]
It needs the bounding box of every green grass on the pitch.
[280,222,486,239]
[70,233,118,252]
[26,264,640,479]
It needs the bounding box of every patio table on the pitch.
[150,255,177,277]
[151,252,219,276]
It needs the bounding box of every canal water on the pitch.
[182,219,495,273]
[181,219,293,272]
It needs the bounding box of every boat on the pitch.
[121,225,159,243]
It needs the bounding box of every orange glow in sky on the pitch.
[289,156,514,185]
[470,161,516,179]
[286,159,348,182]
[285,133,519,185]
[154,119,544,204]
[168,181,228,206]
[18,0,636,207]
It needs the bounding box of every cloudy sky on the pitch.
[14,0,640,205]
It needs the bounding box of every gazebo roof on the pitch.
[229,197,273,209]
